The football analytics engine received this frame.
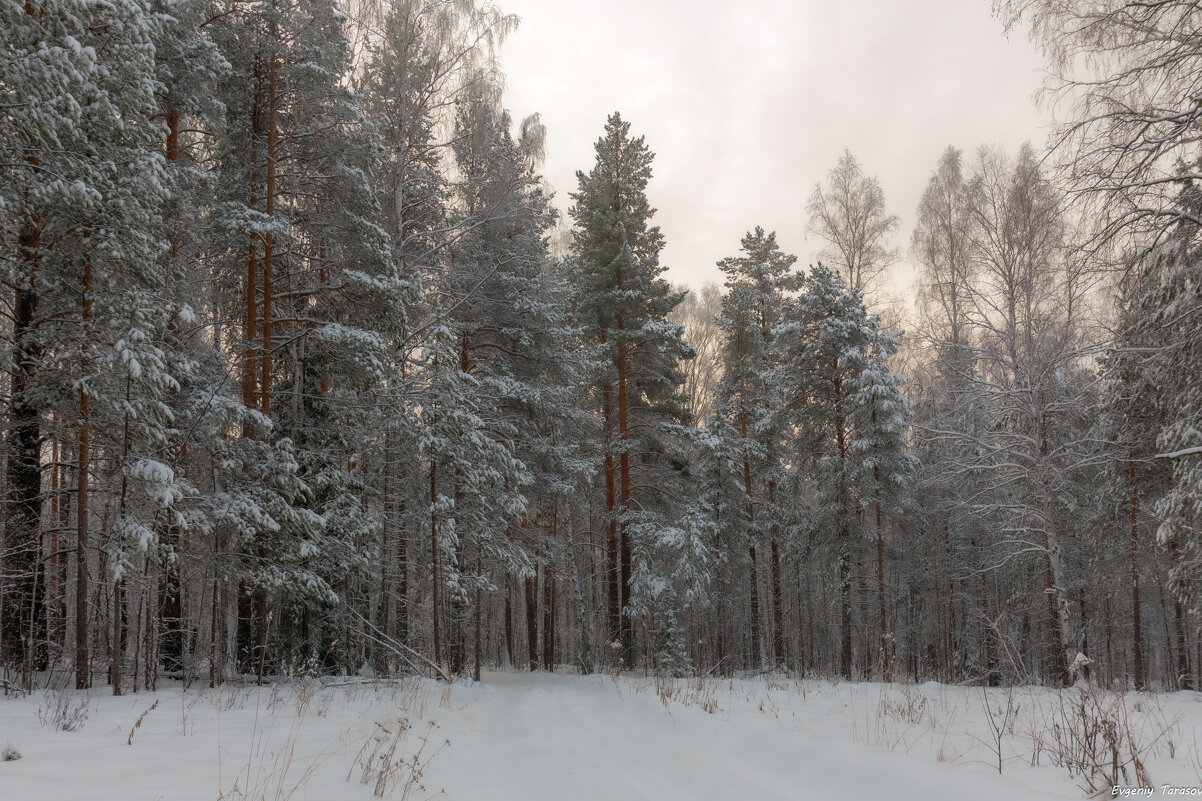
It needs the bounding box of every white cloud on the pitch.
[498,0,1049,298]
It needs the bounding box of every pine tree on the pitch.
[1,0,172,690]
[713,227,796,669]
[1141,171,1202,643]
[569,112,692,668]
[850,328,914,681]
[1100,264,1177,690]
[777,265,874,679]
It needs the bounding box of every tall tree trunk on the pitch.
[3,221,43,680]
[835,398,852,681]
[601,376,620,662]
[874,463,891,682]
[1157,577,1174,687]
[242,69,261,417]
[450,535,465,677]
[47,434,62,663]
[236,58,263,679]
[210,526,222,688]
[567,505,593,674]
[741,404,761,670]
[430,461,441,670]
[251,32,278,682]
[111,376,134,696]
[525,569,538,671]
[769,476,785,668]
[711,502,727,675]
[376,443,392,676]
[503,571,513,667]
[1040,417,1072,685]
[616,322,634,668]
[543,565,555,672]
[160,517,183,675]
[1169,540,1194,689]
[112,581,123,695]
[838,544,852,681]
[771,539,784,669]
[747,542,761,669]
[1175,602,1192,689]
[75,260,92,690]
[397,498,408,647]
[1129,456,1144,690]
[473,553,482,682]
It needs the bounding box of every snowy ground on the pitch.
[2,670,1201,800]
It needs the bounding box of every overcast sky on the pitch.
[496,0,1050,299]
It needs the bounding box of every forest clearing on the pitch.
[5,671,1201,800]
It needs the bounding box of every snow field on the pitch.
[2,671,1201,800]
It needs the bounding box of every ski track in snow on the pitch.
[3,670,1200,800]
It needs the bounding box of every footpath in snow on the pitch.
[2,670,1200,800]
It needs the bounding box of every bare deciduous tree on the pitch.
[807,149,900,299]
[997,0,1202,258]
[670,283,724,425]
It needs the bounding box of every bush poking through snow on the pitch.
[881,683,929,725]
[350,717,448,799]
[651,675,722,715]
[2,742,20,761]
[974,685,1020,774]
[36,687,90,732]
[1040,686,1171,794]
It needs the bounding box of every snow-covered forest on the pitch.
[4,0,1202,796]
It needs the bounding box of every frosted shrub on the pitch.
[349,718,448,799]
[36,687,90,732]
[1042,687,1174,793]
